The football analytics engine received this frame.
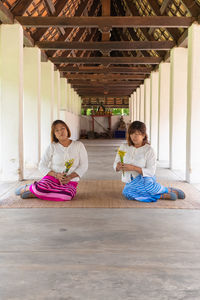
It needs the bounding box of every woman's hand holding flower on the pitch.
[116,162,123,171]
[60,174,72,185]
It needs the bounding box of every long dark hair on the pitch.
[127,121,149,146]
[51,120,71,143]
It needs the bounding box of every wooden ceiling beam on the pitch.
[45,0,100,57]
[43,0,65,36]
[73,82,141,86]
[0,2,34,47]
[82,104,129,108]
[43,0,56,14]
[36,40,175,50]
[32,0,67,41]
[33,0,90,41]
[0,2,13,23]
[101,0,111,42]
[78,92,133,96]
[50,56,162,64]
[181,0,200,16]
[59,66,152,73]
[111,1,157,58]
[160,0,173,15]
[69,80,143,85]
[124,0,179,41]
[11,0,33,16]
[15,16,195,28]
[65,74,145,80]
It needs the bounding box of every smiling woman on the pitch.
[113,121,185,202]
[15,120,88,201]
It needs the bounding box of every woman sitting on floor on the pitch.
[113,121,185,202]
[16,120,88,201]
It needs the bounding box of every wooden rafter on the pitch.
[11,0,33,16]
[111,1,154,57]
[181,0,200,16]
[0,2,34,47]
[59,66,152,74]
[32,0,67,41]
[78,92,134,96]
[160,0,173,15]
[36,40,175,50]
[0,2,13,23]
[15,16,195,28]
[65,74,146,80]
[124,0,180,41]
[45,0,100,57]
[50,56,162,64]
[69,80,143,86]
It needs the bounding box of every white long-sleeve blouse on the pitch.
[113,143,156,183]
[39,140,88,182]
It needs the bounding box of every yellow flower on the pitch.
[65,159,74,173]
[118,150,126,163]
[118,149,126,176]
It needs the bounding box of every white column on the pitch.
[170,47,188,178]
[71,88,75,114]
[150,71,159,156]
[67,83,72,113]
[79,96,82,115]
[130,94,134,122]
[41,61,54,155]
[136,87,140,120]
[144,78,151,139]
[23,47,41,169]
[54,70,60,120]
[140,84,144,122]
[60,78,67,110]
[186,24,200,183]
[133,91,137,121]
[158,62,170,166]
[0,24,23,180]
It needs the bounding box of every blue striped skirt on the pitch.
[123,175,168,203]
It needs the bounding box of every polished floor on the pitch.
[0,139,200,300]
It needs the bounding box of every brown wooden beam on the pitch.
[82,104,129,108]
[0,2,34,46]
[0,2,13,23]
[36,40,175,50]
[33,0,90,41]
[101,0,111,42]
[69,80,143,86]
[15,16,195,28]
[11,0,33,16]
[160,0,172,15]
[65,74,145,80]
[59,66,152,73]
[45,0,100,57]
[50,56,162,65]
[79,92,133,96]
[181,0,200,16]
[77,89,135,92]
[43,0,56,14]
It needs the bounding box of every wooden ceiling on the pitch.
[1,0,200,108]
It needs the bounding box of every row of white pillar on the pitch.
[129,23,200,184]
[0,24,82,180]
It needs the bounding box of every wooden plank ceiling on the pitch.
[1,0,200,108]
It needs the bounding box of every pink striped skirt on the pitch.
[29,175,78,201]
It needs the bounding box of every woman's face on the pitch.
[130,130,145,147]
[54,123,68,141]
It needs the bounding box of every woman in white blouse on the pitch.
[16,120,88,201]
[113,121,185,202]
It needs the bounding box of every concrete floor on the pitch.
[1,139,200,300]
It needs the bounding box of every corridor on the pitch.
[0,139,200,300]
